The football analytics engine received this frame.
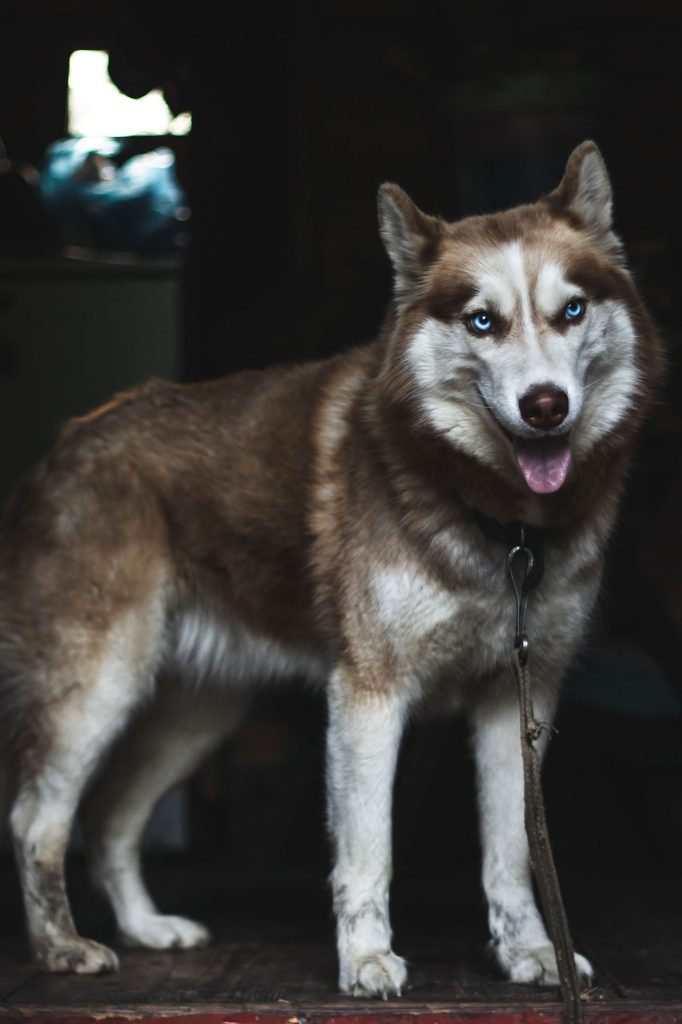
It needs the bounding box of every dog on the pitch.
[0,141,662,996]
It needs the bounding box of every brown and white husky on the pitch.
[0,141,662,996]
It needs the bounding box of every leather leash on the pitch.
[507,529,583,1024]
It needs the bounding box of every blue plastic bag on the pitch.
[40,137,188,254]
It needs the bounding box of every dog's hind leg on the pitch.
[9,613,160,974]
[82,682,249,950]
[472,686,593,986]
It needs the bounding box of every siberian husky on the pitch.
[0,141,661,996]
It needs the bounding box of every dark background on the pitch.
[1,0,681,898]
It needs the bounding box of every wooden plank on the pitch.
[3,1002,682,1023]
[4,939,583,1009]
[0,962,41,1003]
[1,862,680,1018]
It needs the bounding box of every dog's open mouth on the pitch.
[512,435,572,494]
[475,388,573,495]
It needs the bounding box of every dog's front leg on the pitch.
[327,666,409,999]
[472,687,593,986]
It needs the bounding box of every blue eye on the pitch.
[564,298,584,320]
[469,311,493,334]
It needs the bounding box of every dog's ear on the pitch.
[549,141,615,238]
[378,184,441,295]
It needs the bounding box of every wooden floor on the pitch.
[0,856,680,1022]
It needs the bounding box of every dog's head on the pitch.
[377,142,662,503]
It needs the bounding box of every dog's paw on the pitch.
[506,944,593,987]
[341,950,407,999]
[120,913,211,950]
[41,937,119,974]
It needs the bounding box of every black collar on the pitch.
[473,510,545,591]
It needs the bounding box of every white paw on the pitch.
[506,944,593,987]
[120,914,211,950]
[341,950,407,999]
[41,937,119,974]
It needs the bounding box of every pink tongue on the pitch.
[513,436,572,494]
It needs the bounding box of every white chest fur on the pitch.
[365,529,601,696]
[368,558,512,687]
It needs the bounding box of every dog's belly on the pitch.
[168,602,330,688]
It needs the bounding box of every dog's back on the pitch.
[0,361,331,686]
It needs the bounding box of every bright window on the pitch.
[68,50,191,137]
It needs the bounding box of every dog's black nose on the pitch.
[518,385,569,430]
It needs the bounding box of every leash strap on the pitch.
[507,536,583,1024]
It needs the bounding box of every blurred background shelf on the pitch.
[0,251,181,504]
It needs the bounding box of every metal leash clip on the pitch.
[506,526,535,665]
